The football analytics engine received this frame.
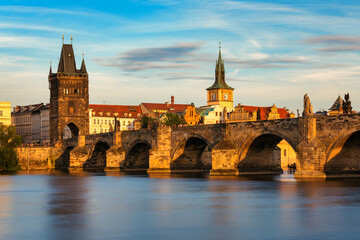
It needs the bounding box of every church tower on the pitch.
[49,37,89,143]
[206,45,234,108]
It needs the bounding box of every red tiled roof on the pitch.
[89,104,141,118]
[242,105,290,120]
[142,103,190,113]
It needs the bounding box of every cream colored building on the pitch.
[197,105,233,125]
[0,102,11,126]
[89,104,142,134]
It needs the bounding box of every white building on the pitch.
[197,105,233,125]
[89,104,142,134]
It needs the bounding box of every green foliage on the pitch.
[140,116,155,128]
[0,125,22,170]
[162,113,187,127]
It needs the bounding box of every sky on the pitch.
[1,0,360,113]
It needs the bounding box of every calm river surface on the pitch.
[1,171,360,240]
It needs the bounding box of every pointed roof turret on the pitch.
[207,43,234,90]
[329,95,343,110]
[57,43,77,73]
[80,52,87,73]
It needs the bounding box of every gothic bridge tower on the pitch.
[49,38,89,144]
[206,45,234,108]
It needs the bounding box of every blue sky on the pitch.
[1,0,360,112]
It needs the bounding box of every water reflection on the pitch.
[46,172,89,240]
[0,176,12,239]
[1,171,360,239]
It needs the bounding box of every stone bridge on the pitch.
[54,114,360,178]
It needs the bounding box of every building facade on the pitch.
[49,41,89,143]
[0,102,11,126]
[89,104,141,133]
[12,103,44,144]
[40,104,50,143]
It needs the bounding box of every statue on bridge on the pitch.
[302,93,313,117]
[342,93,352,115]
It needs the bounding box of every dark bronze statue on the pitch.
[342,93,352,115]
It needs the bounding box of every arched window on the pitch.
[284,149,287,157]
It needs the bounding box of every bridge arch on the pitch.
[123,140,152,171]
[237,130,297,173]
[325,126,360,174]
[171,134,213,171]
[83,140,111,170]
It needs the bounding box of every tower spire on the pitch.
[49,61,52,75]
[206,44,233,91]
[80,51,87,74]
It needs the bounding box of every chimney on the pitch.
[171,95,174,105]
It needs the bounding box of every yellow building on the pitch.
[184,105,201,125]
[206,46,234,109]
[0,102,11,126]
[277,139,296,168]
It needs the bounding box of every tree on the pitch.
[0,125,22,170]
[162,113,187,127]
[140,116,156,128]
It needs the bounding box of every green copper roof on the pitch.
[206,47,234,90]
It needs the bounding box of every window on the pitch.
[284,149,287,157]
[220,112,222,117]
[105,120,107,124]
[122,121,125,125]
[94,119,96,124]
[97,119,99,124]
[0,110,2,116]
[216,112,218,116]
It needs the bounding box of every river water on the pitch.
[1,170,360,240]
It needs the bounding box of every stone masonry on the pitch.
[15,113,360,178]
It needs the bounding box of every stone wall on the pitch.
[16,147,62,170]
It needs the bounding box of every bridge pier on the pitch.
[105,131,125,171]
[210,139,239,176]
[295,115,326,178]
[295,138,326,178]
[147,126,172,174]
[68,135,89,171]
